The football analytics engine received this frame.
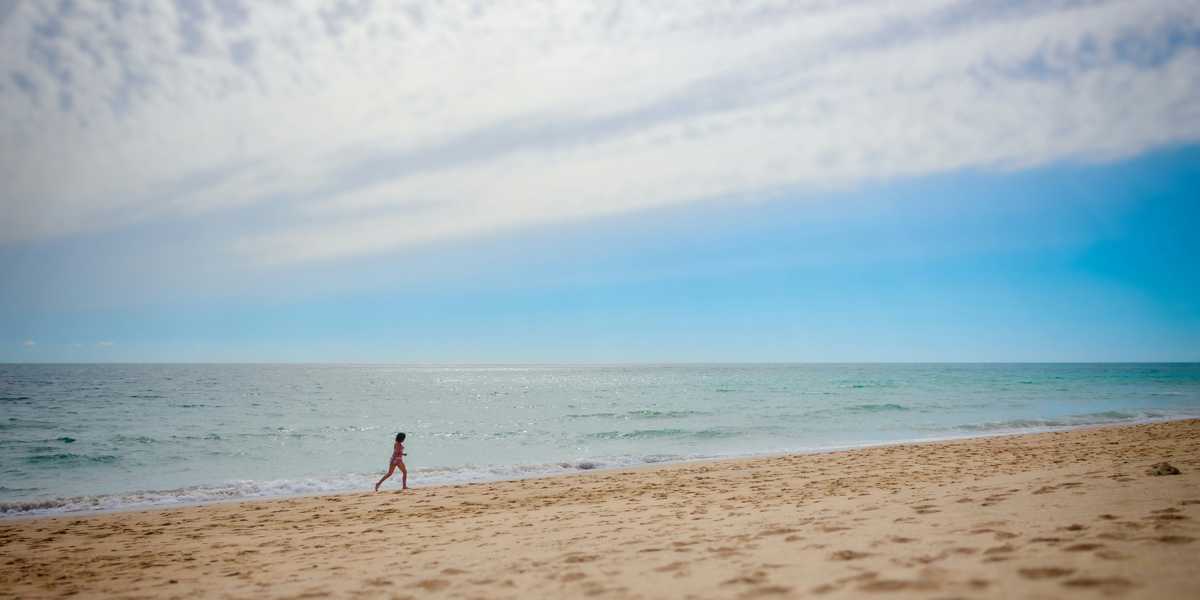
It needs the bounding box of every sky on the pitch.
[1,0,1199,363]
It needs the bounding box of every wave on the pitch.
[566,412,619,419]
[567,409,712,420]
[586,428,689,440]
[794,403,912,420]
[845,403,909,412]
[954,410,1181,433]
[110,434,158,444]
[585,427,739,440]
[25,453,119,465]
[626,409,712,419]
[0,418,58,431]
[90,425,387,447]
[835,380,897,389]
[0,437,78,447]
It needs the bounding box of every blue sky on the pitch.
[2,1,1199,362]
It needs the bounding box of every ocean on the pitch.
[2,363,1198,517]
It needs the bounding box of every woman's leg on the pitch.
[399,462,408,489]
[375,464,396,491]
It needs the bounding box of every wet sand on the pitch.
[2,419,1198,599]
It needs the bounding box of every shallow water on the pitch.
[2,363,1198,516]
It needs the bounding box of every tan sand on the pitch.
[2,420,1199,599]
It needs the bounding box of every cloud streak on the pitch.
[2,0,1199,264]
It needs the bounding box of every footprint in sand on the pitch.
[654,561,688,573]
[1018,567,1075,580]
[564,554,600,564]
[1148,514,1188,524]
[722,571,768,586]
[737,585,792,598]
[971,528,1018,541]
[755,527,800,538]
[829,550,871,561]
[1061,576,1134,592]
[859,579,939,592]
[1154,535,1195,545]
[415,579,450,591]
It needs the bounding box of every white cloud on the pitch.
[22,339,35,347]
[2,0,1199,264]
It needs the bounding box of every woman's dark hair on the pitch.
[395,432,406,443]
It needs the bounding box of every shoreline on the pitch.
[3,419,1199,598]
[3,414,1197,522]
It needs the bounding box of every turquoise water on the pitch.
[2,363,1198,516]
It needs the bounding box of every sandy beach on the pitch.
[2,419,1198,599]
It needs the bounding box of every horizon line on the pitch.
[3,361,1198,367]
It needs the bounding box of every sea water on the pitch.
[2,363,1198,517]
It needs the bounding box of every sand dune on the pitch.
[2,420,1198,599]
